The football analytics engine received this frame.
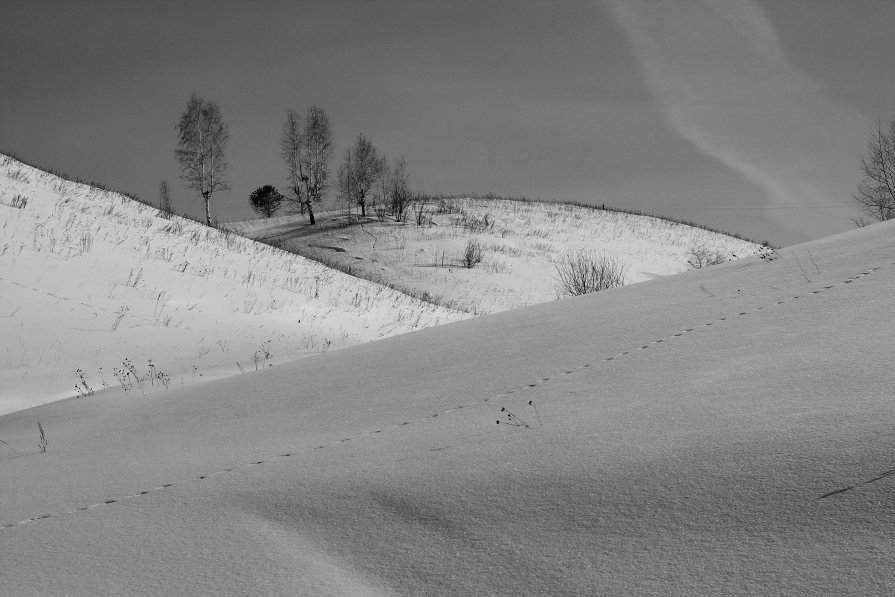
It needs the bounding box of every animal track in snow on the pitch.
[3,261,893,531]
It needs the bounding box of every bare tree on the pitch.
[372,156,390,219]
[338,133,380,217]
[281,109,306,217]
[302,106,334,216]
[158,179,172,214]
[388,157,411,222]
[249,184,285,218]
[413,193,429,226]
[281,106,334,225]
[175,94,229,226]
[336,159,350,215]
[854,118,895,223]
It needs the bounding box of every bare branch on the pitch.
[853,118,895,224]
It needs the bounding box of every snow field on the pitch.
[1,218,894,594]
[234,195,761,314]
[0,155,467,414]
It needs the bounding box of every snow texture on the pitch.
[228,197,760,314]
[2,156,894,594]
[0,155,466,414]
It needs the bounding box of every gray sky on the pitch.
[3,0,895,246]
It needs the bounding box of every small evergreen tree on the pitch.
[249,185,285,218]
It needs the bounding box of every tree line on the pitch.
[171,93,419,226]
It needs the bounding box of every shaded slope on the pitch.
[1,221,894,595]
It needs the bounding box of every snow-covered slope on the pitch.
[2,215,893,595]
[0,155,466,414]
[228,197,762,313]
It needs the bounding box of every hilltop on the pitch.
[228,196,762,314]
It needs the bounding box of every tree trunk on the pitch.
[301,176,314,225]
[203,192,211,226]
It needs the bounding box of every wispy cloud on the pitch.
[609,0,870,242]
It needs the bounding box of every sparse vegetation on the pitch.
[758,245,780,262]
[111,305,129,331]
[37,421,47,453]
[158,180,173,214]
[0,437,18,456]
[7,167,30,183]
[454,211,494,233]
[251,341,273,370]
[554,250,625,297]
[11,194,28,209]
[79,231,93,254]
[496,401,542,428]
[75,368,94,397]
[112,358,170,393]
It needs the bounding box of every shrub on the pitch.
[687,245,727,269]
[11,194,28,208]
[461,239,484,268]
[454,211,494,232]
[555,250,625,296]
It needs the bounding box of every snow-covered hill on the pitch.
[228,196,762,313]
[0,154,466,414]
[2,207,893,594]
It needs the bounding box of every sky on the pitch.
[3,0,895,246]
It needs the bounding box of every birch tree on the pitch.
[338,133,379,217]
[281,105,333,225]
[174,94,229,226]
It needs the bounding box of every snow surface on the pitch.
[0,155,466,414]
[2,203,894,594]
[228,197,761,314]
